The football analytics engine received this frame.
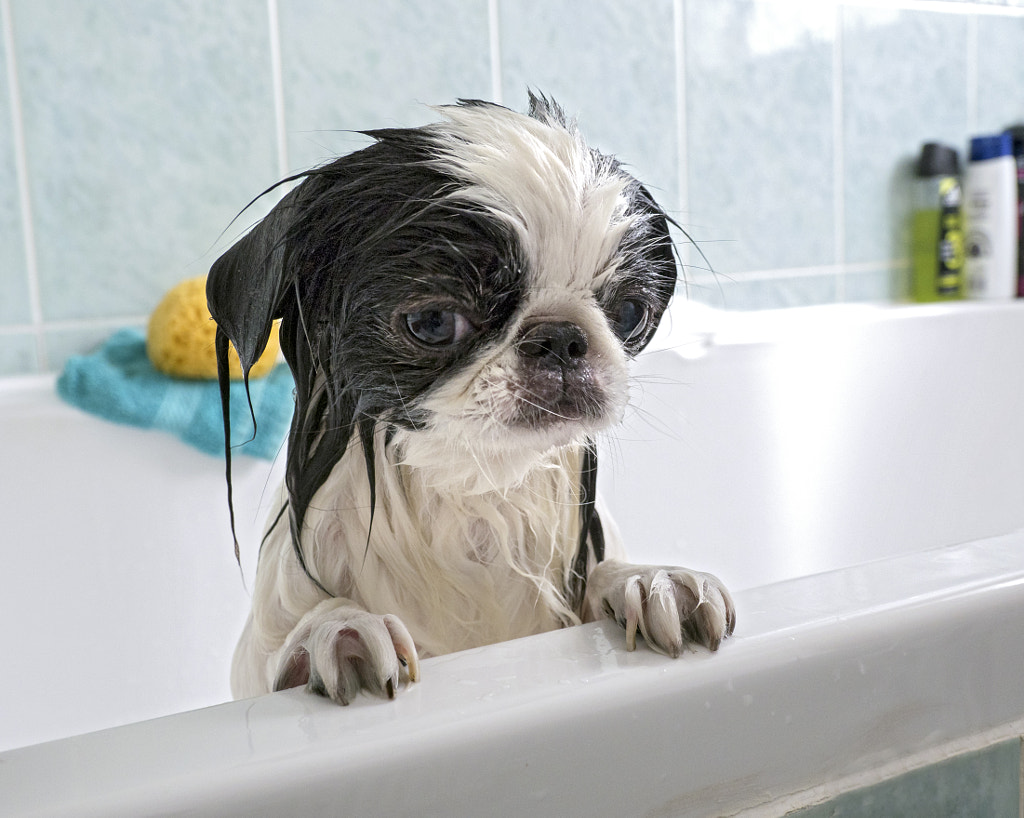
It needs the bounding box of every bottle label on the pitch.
[1017,153,1024,296]
[936,177,964,295]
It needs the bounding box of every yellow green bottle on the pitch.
[911,143,965,302]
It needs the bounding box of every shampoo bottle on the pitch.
[910,143,964,302]
[964,133,1017,299]
[1004,125,1024,296]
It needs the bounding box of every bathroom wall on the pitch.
[2,0,1024,375]
[790,738,1022,817]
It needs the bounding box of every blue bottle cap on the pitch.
[970,133,1013,161]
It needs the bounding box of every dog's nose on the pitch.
[518,321,589,367]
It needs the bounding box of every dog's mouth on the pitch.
[509,363,608,429]
[502,320,619,432]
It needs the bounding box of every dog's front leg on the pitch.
[273,598,421,705]
[584,560,736,656]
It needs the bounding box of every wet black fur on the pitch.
[207,96,677,610]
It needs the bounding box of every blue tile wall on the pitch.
[977,14,1024,130]
[12,0,279,332]
[499,0,678,210]
[685,0,836,278]
[789,738,1021,818]
[278,0,491,172]
[841,7,969,277]
[0,15,30,330]
[2,0,1024,374]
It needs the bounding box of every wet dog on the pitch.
[208,94,735,704]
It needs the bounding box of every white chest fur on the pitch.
[264,434,588,658]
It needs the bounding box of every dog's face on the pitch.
[395,102,674,467]
[208,95,676,518]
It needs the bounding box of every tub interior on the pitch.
[604,300,1024,588]
[1,381,280,751]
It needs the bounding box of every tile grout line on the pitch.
[488,0,502,105]
[673,0,688,224]
[266,0,289,182]
[688,260,895,283]
[833,3,846,303]
[674,0,701,300]
[1,0,46,371]
[845,0,1024,16]
[0,315,150,338]
[966,11,978,136]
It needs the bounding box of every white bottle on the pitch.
[964,133,1018,299]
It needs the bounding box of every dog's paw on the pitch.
[274,602,420,705]
[586,560,736,656]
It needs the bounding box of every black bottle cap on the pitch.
[1005,124,1024,153]
[916,142,960,177]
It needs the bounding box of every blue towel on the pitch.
[56,328,294,460]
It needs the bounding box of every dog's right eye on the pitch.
[613,298,650,343]
[404,309,474,346]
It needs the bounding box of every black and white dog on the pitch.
[208,94,735,705]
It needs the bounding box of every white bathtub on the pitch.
[2,300,1023,816]
[0,374,282,752]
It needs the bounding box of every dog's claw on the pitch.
[384,614,420,684]
[276,604,421,706]
[624,575,642,651]
[645,570,684,657]
[588,561,736,657]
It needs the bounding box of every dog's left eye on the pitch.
[405,309,475,346]
[613,299,649,342]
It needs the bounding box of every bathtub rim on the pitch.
[2,528,1023,817]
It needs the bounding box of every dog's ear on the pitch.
[205,173,380,586]
[207,199,297,380]
[206,191,302,565]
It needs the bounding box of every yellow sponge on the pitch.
[147,275,280,380]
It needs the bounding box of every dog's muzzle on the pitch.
[513,321,604,426]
